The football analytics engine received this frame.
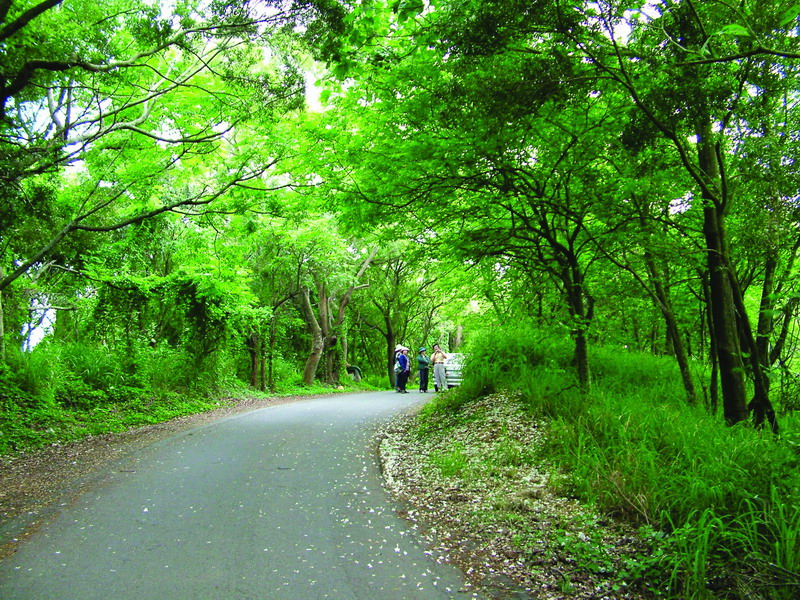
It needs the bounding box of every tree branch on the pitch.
[676,47,800,66]
[0,0,63,43]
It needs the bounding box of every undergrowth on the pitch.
[415,324,800,599]
[0,341,378,456]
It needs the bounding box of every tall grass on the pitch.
[426,324,800,598]
[454,326,579,414]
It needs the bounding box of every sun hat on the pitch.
[395,344,408,352]
[419,347,426,352]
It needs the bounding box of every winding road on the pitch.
[0,391,479,599]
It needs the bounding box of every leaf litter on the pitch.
[378,390,656,599]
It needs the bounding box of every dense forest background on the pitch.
[2,1,800,597]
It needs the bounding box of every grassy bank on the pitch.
[411,326,800,599]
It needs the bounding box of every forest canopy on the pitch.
[1,0,800,425]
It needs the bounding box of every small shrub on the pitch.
[7,344,61,403]
[457,325,574,401]
[134,344,196,391]
[59,342,125,389]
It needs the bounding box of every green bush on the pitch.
[7,344,61,403]
[58,342,125,389]
[457,325,574,401]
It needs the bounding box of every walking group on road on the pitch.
[394,343,448,393]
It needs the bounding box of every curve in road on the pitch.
[0,391,481,600]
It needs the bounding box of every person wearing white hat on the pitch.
[395,347,411,393]
[393,344,408,391]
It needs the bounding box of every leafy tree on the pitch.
[315,0,800,429]
[0,0,319,356]
[348,241,455,387]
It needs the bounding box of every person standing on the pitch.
[396,347,411,393]
[394,344,407,391]
[417,347,431,393]
[431,344,448,392]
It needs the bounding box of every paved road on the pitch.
[0,391,479,599]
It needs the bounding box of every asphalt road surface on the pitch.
[0,391,479,600]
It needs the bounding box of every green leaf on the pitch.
[332,62,350,80]
[716,23,750,37]
[780,4,800,26]
[397,0,424,23]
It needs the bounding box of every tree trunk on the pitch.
[260,352,267,392]
[563,257,591,393]
[700,272,720,414]
[726,265,778,432]
[755,254,777,370]
[631,314,642,351]
[770,297,799,366]
[318,248,378,385]
[385,320,397,388]
[696,120,748,425]
[247,332,261,389]
[574,328,590,391]
[267,313,278,393]
[324,334,340,384]
[298,287,324,386]
[694,123,775,430]
[0,265,5,363]
[643,249,697,404]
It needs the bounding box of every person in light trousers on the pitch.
[431,344,448,392]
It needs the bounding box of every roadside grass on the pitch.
[413,325,800,599]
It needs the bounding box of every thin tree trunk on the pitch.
[260,352,266,392]
[631,314,642,351]
[696,120,748,425]
[0,265,5,363]
[385,319,397,389]
[701,272,720,414]
[563,259,591,393]
[298,287,324,386]
[644,250,697,404]
[267,313,278,393]
[574,328,590,392]
[770,297,799,366]
[726,265,778,432]
[248,333,260,388]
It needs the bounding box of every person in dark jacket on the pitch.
[396,348,411,393]
[417,347,431,393]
